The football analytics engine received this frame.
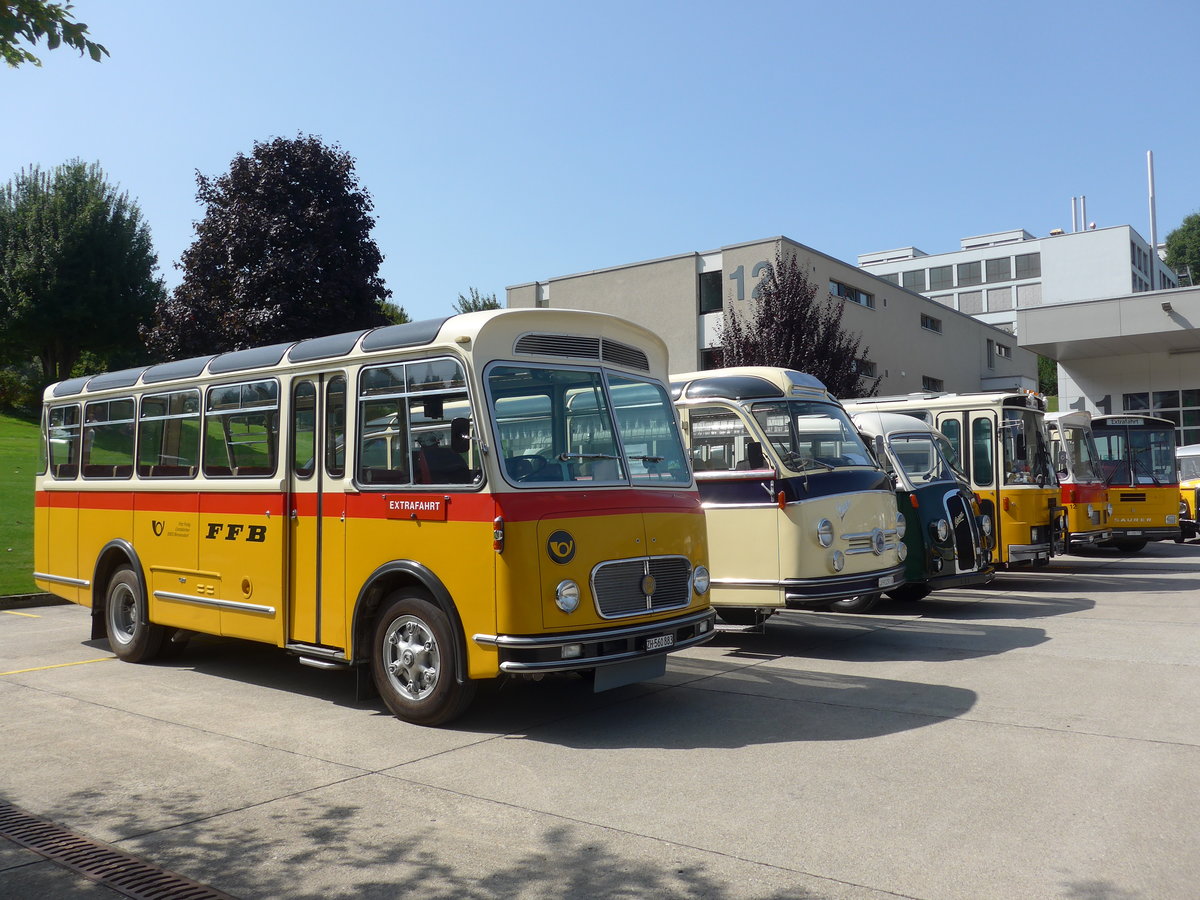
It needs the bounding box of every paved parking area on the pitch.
[3,542,1199,899]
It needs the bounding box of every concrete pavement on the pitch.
[2,542,1198,898]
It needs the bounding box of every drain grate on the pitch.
[0,800,235,899]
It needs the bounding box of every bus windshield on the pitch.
[888,433,961,487]
[1095,425,1176,485]
[1052,424,1105,483]
[1001,409,1055,485]
[749,400,873,473]
[488,365,689,485]
[1180,454,1200,481]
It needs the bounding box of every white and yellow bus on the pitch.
[1091,413,1181,550]
[843,391,1066,567]
[671,367,905,619]
[1045,410,1112,548]
[35,309,714,725]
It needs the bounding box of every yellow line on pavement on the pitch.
[1,657,114,676]
[2,610,40,618]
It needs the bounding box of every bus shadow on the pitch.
[897,593,1096,620]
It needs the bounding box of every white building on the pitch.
[858,226,1179,335]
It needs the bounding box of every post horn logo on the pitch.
[151,520,165,536]
[546,530,575,564]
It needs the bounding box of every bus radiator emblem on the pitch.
[547,531,575,564]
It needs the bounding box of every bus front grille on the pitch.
[591,556,692,618]
[946,492,976,570]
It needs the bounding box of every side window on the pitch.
[138,390,200,477]
[971,417,994,486]
[203,380,279,478]
[687,406,758,471]
[48,405,81,479]
[359,358,479,487]
[939,416,963,466]
[326,376,346,478]
[293,381,316,479]
[82,398,136,479]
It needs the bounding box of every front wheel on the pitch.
[715,607,770,626]
[104,565,164,662]
[1113,538,1148,553]
[371,591,476,726]
[886,583,932,603]
[826,593,881,614]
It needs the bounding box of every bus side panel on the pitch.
[320,492,348,650]
[78,491,132,602]
[705,505,779,608]
[39,490,84,605]
[345,508,497,679]
[198,492,286,644]
[136,491,217,634]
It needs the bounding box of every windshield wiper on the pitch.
[628,454,665,463]
[789,457,836,473]
[557,452,620,462]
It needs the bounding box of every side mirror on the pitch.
[747,440,766,470]
[450,417,471,453]
[872,434,887,466]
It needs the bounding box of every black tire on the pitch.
[715,607,768,626]
[826,593,881,614]
[886,583,932,603]
[1114,538,1148,553]
[104,565,164,662]
[371,591,476,726]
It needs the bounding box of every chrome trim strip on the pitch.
[473,607,712,649]
[491,627,715,673]
[153,590,276,616]
[713,564,907,592]
[34,571,90,588]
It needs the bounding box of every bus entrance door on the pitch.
[288,374,348,651]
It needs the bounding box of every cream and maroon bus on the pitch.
[35,309,714,725]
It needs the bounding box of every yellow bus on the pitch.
[1045,410,1112,548]
[842,391,1066,567]
[35,309,714,725]
[1177,443,1200,540]
[671,367,905,619]
[1091,414,1181,551]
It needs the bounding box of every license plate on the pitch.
[645,634,674,651]
[878,574,897,588]
[1127,530,1142,536]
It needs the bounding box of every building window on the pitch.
[930,294,953,307]
[902,270,926,291]
[698,271,723,314]
[920,313,942,333]
[1016,283,1042,307]
[986,339,995,370]
[856,359,877,377]
[830,280,875,309]
[996,343,1012,359]
[987,287,1013,311]
[922,376,944,392]
[879,273,899,285]
[1123,392,1149,411]
[985,257,1012,282]
[1014,253,1041,279]
[928,266,953,291]
[959,290,984,314]
[957,261,982,287]
[699,347,724,370]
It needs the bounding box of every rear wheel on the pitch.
[826,593,881,614]
[371,591,476,726]
[104,565,164,662]
[886,583,932,603]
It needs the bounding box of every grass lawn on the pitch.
[0,412,39,595]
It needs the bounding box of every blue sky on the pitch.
[4,0,1199,322]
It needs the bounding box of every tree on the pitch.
[1038,355,1058,398]
[380,302,410,325]
[717,248,879,398]
[143,135,392,360]
[1165,213,1200,288]
[453,287,500,314]
[0,161,164,386]
[1,1,107,67]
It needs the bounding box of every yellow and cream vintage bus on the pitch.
[842,391,1066,567]
[1177,443,1200,540]
[671,367,905,620]
[1045,410,1112,548]
[1091,414,1181,550]
[35,309,714,726]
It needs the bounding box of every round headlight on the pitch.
[692,565,710,595]
[980,514,993,537]
[1087,504,1094,516]
[1181,500,1190,517]
[555,579,580,613]
[830,550,845,572]
[895,511,907,539]
[932,518,951,542]
[1107,503,1113,515]
[896,542,907,561]
[817,518,835,548]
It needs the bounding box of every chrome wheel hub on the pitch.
[383,615,440,702]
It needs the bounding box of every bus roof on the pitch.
[670,367,830,403]
[850,410,942,439]
[1045,410,1093,428]
[45,307,670,402]
[844,390,1046,412]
